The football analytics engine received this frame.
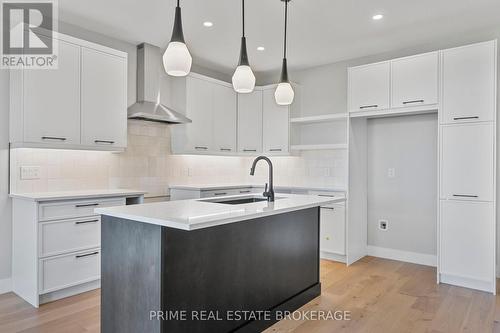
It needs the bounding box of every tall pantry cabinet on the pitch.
[438,40,497,293]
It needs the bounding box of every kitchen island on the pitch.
[96,193,344,333]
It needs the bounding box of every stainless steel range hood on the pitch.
[128,43,191,124]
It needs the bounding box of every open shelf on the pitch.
[290,113,348,124]
[290,144,348,151]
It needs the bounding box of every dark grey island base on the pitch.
[101,207,320,333]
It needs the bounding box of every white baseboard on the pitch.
[440,273,495,294]
[367,245,437,267]
[320,251,346,263]
[0,278,12,295]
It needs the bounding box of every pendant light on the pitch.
[275,0,294,105]
[163,0,192,77]
[232,0,256,93]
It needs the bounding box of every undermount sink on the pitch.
[200,196,281,205]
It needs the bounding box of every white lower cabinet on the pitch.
[320,204,346,256]
[439,200,495,292]
[12,194,142,307]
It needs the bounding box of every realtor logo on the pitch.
[1,0,58,68]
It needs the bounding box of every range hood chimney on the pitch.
[128,43,191,124]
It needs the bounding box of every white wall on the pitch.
[0,68,11,289]
[367,114,438,255]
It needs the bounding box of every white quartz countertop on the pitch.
[95,193,345,231]
[10,189,147,202]
[169,183,346,193]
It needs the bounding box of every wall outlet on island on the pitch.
[20,166,41,180]
[387,168,396,178]
[378,219,389,231]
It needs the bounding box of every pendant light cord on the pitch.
[283,0,288,59]
[242,0,245,37]
[177,0,179,8]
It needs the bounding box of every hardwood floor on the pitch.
[0,257,499,333]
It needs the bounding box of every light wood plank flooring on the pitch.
[0,257,499,333]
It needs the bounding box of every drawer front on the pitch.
[39,217,101,258]
[39,249,101,294]
[39,197,126,221]
[200,188,253,198]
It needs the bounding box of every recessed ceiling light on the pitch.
[203,21,213,27]
[257,46,265,51]
[372,14,384,20]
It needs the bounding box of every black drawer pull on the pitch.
[453,116,479,120]
[76,251,99,259]
[42,136,66,141]
[195,146,208,150]
[359,104,378,109]
[318,194,335,197]
[220,148,232,152]
[453,194,478,198]
[403,99,424,105]
[269,148,282,152]
[214,192,227,196]
[240,190,251,193]
[243,149,257,152]
[75,219,99,225]
[95,140,115,144]
[321,207,335,210]
[75,203,99,208]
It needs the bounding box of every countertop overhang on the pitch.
[95,193,345,231]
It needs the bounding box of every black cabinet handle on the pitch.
[453,116,479,121]
[359,104,378,109]
[75,219,99,225]
[403,99,424,104]
[321,207,335,210]
[76,251,99,259]
[269,148,282,152]
[243,149,257,152]
[220,148,232,152]
[195,146,208,150]
[42,136,66,141]
[240,190,251,194]
[95,140,115,144]
[318,194,335,197]
[214,192,227,196]
[75,203,99,208]
[453,194,478,198]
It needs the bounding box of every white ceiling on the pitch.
[59,0,500,75]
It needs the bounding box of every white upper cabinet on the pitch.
[441,41,496,124]
[10,32,128,151]
[237,90,263,154]
[263,88,289,154]
[185,76,214,152]
[212,84,237,153]
[348,61,390,112]
[81,48,127,149]
[440,123,495,201]
[391,52,439,108]
[22,38,81,145]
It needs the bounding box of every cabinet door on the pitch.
[442,41,496,124]
[185,76,213,152]
[81,48,127,148]
[320,205,346,255]
[391,52,438,108]
[440,201,495,286]
[441,123,494,201]
[262,88,289,154]
[212,84,237,153]
[23,38,81,145]
[237,91,263,154]
[349,62,390,112]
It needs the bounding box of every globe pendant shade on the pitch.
[163,41,192,77]
[232,65,256,93]
[274,82,294,105]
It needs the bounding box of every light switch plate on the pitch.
[20,166,41,180]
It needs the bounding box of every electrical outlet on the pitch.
[387,168,396,178]
[378,219,388,231]
[20,166,41,180]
